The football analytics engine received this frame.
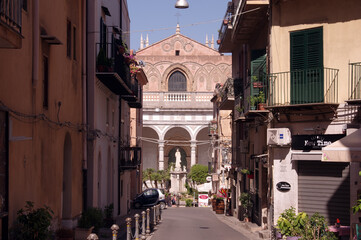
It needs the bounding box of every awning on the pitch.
[322,128,361,162]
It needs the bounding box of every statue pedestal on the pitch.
[170,171,187,194]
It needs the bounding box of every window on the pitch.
[66,20,71,58]
[175,50,180,56]
[43,56,49,109]
[100,18,107,51]
[290,27,323,104]
[73,26,76,60]
[22,0,27,11]
[168,71,187,91]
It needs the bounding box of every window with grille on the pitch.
[168,71,187,91]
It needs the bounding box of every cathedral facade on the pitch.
[137,25,232,181]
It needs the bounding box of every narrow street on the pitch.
[150,207,260,240]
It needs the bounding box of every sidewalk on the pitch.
[210,209,269,240]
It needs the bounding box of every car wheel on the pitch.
[160,202,166,210]
[134,202,141,209]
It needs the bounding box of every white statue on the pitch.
[175,148,181,171]
[182,166,186,172]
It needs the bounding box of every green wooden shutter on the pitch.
[290,27,323,104]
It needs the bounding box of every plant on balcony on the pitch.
[96,48,113,72]
[240,168,250,175]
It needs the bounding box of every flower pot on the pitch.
[217,39,221,44]
[223,19,228,25]
[212,199,217,211]
[258,103,266,110]
[215,200,225,214]
[247,174,254,179]
[275,231,282,239]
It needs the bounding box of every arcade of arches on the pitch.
[142,126,211,171]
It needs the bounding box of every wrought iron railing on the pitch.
[349,62,361,100]
[268,67,339,106]
[218,1,234,44]
[0,0,22,34]
[119,147,141,169]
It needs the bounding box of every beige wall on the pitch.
[270,0,361,102]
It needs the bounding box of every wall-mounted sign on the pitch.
[276,182,291,192]
[291,134,345,150]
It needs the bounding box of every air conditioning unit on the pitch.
[267,128,291,146]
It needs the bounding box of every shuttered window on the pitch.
[290,27,323,104]
[168,71,187,91]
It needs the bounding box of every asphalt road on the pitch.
[150,207,253,240]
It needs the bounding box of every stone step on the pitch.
[244,222,263,232]
[257,229,270,239]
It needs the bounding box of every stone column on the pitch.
[158,141,165,170]
[191,141,197,166]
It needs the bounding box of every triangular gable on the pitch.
[136,33,221,56]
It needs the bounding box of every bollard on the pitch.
[126,217,132,240]
[135,213,140,240]
[111,224,119,240]
[141,211,146,240]
[146,208,150,236]
[153,206,156,226]
[87,233,99,240]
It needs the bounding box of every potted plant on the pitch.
[276,207,307,240]
[211,194,217,211]
[215,196,225,214]
[56,228,74,240]
[96,48,113,72]
[248,95,258,110]
[75,207,103,240]
[257,91,266,110]
[239,192,253,222]
[10,201,54,240]
[302,213,338,240]
[240,168,250,175]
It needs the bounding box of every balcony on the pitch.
[143,92,214,109]
[347,62,361,105]
[95,42,138,101]
[0,0,22,48]
[267,67,339,113]
[119,147,141,170]
[218,0,269,53]
[218,1,234,52]
[218,78,235,110]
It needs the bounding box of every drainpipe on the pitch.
[32,0,39,89]
[82,0,88,210]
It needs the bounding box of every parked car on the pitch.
[133,188,166,209]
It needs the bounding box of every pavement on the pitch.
[97,205,270,240]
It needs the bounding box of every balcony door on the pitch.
[290,27,323,104]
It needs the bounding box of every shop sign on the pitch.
[276,182,291,192]
[198,194,209,207]
[291,134,345,150]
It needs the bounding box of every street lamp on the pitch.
[175,0,189,9]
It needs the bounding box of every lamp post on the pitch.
[175,0,189,9]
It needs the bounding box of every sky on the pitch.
[127,0,230,52]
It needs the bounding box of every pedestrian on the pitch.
[176,193,180,207]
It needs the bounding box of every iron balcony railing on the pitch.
[349,62,361,100]
[218,1,234,44]
[96,42,138,98]
[0,0,21,34]
[268,67,339,106]
[119,147,141,169]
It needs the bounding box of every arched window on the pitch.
[168,71,187,91]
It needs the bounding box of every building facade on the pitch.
[218,0,361,237]
[138,25,232,192]
[0,0,84,235]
